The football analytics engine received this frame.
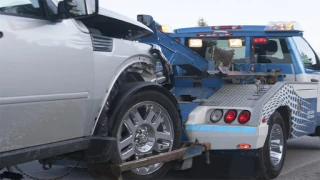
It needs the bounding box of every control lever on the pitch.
[311,79,319,82]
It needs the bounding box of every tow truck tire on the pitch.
[89,89,181,180]
[258,111,287,180]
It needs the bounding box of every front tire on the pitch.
[258,111,287,179]
[90,89,181,180]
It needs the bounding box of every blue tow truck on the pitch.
[136,16,320,179]
[51,15,320,180]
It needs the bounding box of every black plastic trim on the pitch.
[0,136,115,168]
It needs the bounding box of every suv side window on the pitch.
[0,0,42,18]
[293,36,320,70]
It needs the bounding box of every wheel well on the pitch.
[276,106,291,139]
[93,62,158,135]
[87,62,163,162]
[125,72,145,82]
[106,83,180,133]
[107,62,155,108]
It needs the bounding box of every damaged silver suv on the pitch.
[0,0,181,179]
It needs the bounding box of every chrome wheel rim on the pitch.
[269,124,284,167]
[117,101,174,175]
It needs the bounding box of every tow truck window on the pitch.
[292,36,320,70]
[186,37,246,62]
[252,37,292,64]
[0,0,42,18]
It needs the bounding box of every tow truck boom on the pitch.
[138,15,211,75]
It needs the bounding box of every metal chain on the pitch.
[13,161,81,180]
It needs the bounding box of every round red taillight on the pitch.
[238,110,251,124]
[224,110,237,123]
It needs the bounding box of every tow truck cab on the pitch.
[173,23,320,110]
[139,19,320,127]
[147,21,320,82]
[171,23,320,81]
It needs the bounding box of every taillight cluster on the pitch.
[210,109,251,124]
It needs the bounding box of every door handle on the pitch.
[0,31,3,38]
[311,79,319,82]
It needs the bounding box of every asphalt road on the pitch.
[2,136,320,180]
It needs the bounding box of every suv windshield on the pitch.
[0,0,41,16]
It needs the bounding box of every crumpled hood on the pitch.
[98,8,153,34]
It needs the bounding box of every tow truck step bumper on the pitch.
[186,125,268,150]
[107,142,210,180]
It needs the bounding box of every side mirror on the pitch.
[44,0,99,21]
[137,15,154,27]
[63,0,99,19]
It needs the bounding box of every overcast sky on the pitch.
[101,0,319,52]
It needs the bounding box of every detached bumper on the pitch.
[185,124,268,150]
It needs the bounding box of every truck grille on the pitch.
[91,35,113,52]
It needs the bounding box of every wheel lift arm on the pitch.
[108,142,211,180]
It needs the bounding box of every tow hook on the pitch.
[183,139,211,165]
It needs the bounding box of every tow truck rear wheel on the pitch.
[258,111,287,180]
[89,89,181,180]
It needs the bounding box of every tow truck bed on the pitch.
[201,84,273,107]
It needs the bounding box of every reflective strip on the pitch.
[185,125,201,131]
[213,126,228,132]
[242,127,257,133]
[186,125,257,133]
[199,125,213,131]
[227,127,242,132]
